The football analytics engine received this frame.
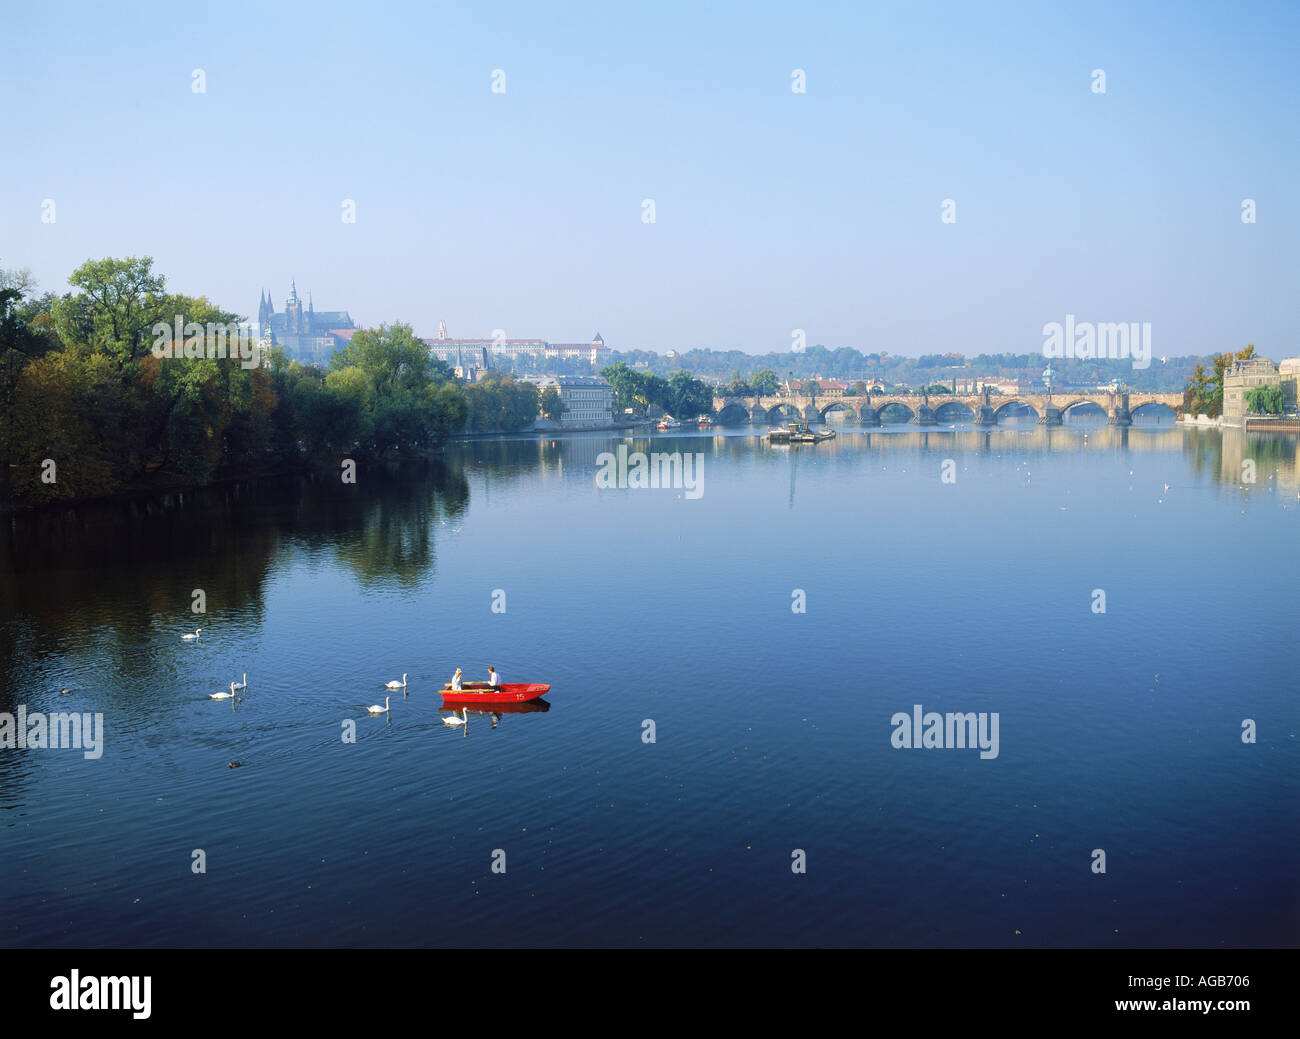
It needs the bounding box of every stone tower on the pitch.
[285,281,303,335]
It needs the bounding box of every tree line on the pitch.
[0,257,543,510]
[610,344,1204,392]
[600,362,717,418]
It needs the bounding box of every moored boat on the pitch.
[440,682,551,704]
[766,421,835,444]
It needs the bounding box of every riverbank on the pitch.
[1181,413,1300,433]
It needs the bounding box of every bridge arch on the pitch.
[876,400,916,423]
[819,401,858,424]
[993,399,1039,422]
[715,402,751,426]
[1059,399,1108,421]
[764,403,802,424]
[933,400,975,423]
[1130,401,1178,422]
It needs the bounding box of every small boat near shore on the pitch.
[440,682,551,704]
[657,416,681,431]
[766,421,835,444]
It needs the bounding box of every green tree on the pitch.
[329,323,464,455]
[53,256,168,364]
[0,280,50,506]
[666,370,713,419]
[751,369,780,395]
[1184,362,1213,416]
[463,374,539,433]
[1188,344,1257,418]
[1245,385,1283,415]
[539,385,567,421]
[601,362,643,413]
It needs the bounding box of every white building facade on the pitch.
[525,375,616,429]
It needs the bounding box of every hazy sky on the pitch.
[2,1,1296,358]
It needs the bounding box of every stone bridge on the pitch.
[710,390,1184,427]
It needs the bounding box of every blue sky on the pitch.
[2,0,1296,358]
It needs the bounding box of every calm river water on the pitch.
[2,422,1297,947]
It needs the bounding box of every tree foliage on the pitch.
[1245,385,1283,415]
[1184,344,1256,418]
[539,385,567,421]
[463,373,539,433]
[0,257,500,510]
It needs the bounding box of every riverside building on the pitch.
[524,375,615,429]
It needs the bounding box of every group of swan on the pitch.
[368,698,464,728]
[367,676,468,732]
[368,672,407,712]
[199,663,462,729]
[183,630,248,701]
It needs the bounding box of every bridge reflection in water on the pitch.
[512,424,1300,501]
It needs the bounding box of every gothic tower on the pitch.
[285,281,303,335]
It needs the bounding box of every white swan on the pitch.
[182,629,202,641]
[367,696,390,715]
[210,682,236,700]
[442,709,467,727]
[232,673,247,690]
[385,673,407,690]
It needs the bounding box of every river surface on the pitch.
[2,421,1297,947]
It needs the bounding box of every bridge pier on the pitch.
[1109,391,1131,426]
[859,405,881,428]
[973,405,997,427]
[1038,404,1063,426]
[912,405,937,426]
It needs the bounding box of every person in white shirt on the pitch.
[450,668,463,691]
[487,667,499,688]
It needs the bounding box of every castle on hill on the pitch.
[256,282,354,365]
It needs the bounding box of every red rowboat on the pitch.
[440,682,550,704]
